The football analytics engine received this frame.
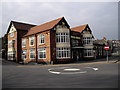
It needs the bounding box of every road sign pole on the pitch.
[107,50,109,62]
[104,45,109,62]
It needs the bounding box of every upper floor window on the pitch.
[22,50,27,60]
[8,40,15,48]
[30,48,35,59]
[38,47,46,59]
[38,34,45,45]
[22,39,26,48]
[10,32,14,37]
[29,37,35,46]
[56,47,70,59]
[56,32,69,43]
[83,37,92,45]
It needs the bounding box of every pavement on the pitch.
[2,57,119,88]
[1,55,119,67]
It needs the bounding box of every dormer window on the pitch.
[10,32,14,37]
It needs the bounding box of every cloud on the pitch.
[1,2,118,40]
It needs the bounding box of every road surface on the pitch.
[2,59,119,88]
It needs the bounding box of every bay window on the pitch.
[84,49,93,57]
[8,40,15,48]
[83,37,92,45]
[56,32,69,43]
[56,47,70,59]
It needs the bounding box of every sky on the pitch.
[1,0,119,40]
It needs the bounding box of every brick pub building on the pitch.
[7,17,97,64]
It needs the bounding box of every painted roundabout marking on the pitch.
[64,68,80,71]
[48,67,98,75]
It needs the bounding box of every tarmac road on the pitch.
[2,59,119,88]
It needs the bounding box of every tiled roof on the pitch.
[71,24,88,32]
[24,17,64,36]
[12,21,36,31]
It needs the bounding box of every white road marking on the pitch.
[48,66,99,74]
[93,68,99,71]
[64,68,80,71]
[49,71,61,74]
[85,67,99,71]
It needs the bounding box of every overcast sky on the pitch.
[1,1,118,40]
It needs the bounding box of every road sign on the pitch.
[104,45,109,62]
[104,45,109,50]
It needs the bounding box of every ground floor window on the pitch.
[7,51,16,60]
[30,48,35,59]
[84,49,93,57]
[22,50,27,60]
[38,47,46,59]
[98,47,103,56]
[56,47,70,59]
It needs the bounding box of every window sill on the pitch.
[30,58,35,60]
[38,58,46,59]
[22,58,27,60]
[30,45,34,47]
[56,57,70,59]
[39,43,45,45]
[56,42,70,43]
[22,46,26,48]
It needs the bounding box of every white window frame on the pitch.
[22,50,27,60]
[84,49,93,57]
[38,47,46,59]
[8,40,12,48]
[29,48,35,59]
[38,34,45,45]
[83,37,93,45]
[22,39,26,48]
[56,32,69,43]
[29,37,35,46]
[56,47,70,59]
[8,40,15,48]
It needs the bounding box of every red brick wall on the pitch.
[50,30,56,63]
[22,31,52,63]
